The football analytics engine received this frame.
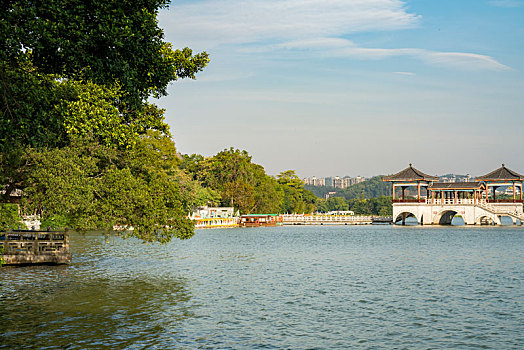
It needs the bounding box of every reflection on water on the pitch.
[1,226,523,349]
[1,233,193,349]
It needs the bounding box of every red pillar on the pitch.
[392,184,395,200]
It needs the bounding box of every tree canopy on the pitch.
[309,176,392,216]
[1,0,208,105]
[180,150,316,215]
[0,1,209,242]
[1,0,208,151]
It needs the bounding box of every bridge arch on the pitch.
[394,211,419,225]
[497,215,517,226]
[433,210,458,225]
[476,215,494,225]
[475,212,502,225]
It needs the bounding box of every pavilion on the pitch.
[384,164,524,225]
[383,164,438,203]
[476,164,523,203]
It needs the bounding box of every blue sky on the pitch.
[155,0,524,178]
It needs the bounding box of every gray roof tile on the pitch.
[383,164,439,182]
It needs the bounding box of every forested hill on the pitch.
[306,176,392,200]
[339,176,392,200]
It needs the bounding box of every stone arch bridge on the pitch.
[393,201,523,225]
[384,164,524,226]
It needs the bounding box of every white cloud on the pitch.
[280,38,512,71]
[422,52,512,71]
[160,0,511,71]
[394,71,416,76]
[161,0,420,47]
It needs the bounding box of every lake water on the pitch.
[1,225,523,349]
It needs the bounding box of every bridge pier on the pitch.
[393,202,523,226]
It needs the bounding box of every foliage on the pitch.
[1,0,209,107]
[40,214,68,231]
[311,177,393,215]
[347,196,392,216]
[173,168,221,212]
[22,136,194,243]
[338,176,392,200]
[316,197,349,213]
[306,176,392,204]
[277,170,316,213]
[180,150,314,214]
[304,184,336,199]
[0,203,21,231]
[0,1,209,242]
[183,149,283,214]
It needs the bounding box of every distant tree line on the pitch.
[179,149,317,215]
[312,176,392,216]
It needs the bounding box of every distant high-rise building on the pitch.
[331,176,365,189]
[304,175,365,188]
[303,176,325,186]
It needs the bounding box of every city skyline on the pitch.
[155,0,524,178]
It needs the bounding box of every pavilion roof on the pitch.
[429,182,485,190]
[476,164,524,181]
[383,164,439,182]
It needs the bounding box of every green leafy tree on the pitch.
[23,137,193,242]
[0,203,21,231]
[277,170,316,213]
[327,197,350,211]
[223,180,256,214]
[1,1,209,242]
[346,196,392,216]
[185,148,282,214]
[181,150,319,215]
[339,176,392,200]
[1,0,208,108]
[304,184,336,199]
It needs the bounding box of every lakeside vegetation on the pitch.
[0,1,319,241]
[308,176,393,216]
[0,1,391,242]
[179,150,317,215]
[1,1,207,242]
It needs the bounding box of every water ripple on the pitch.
[1,226,523,349]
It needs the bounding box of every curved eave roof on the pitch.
[476,164,524,181]
[429,182,485,190]
[383,164,439,182]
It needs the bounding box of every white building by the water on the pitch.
[384,164,524,225]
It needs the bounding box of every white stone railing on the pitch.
[281,214,373,223]
[426,198,485,205]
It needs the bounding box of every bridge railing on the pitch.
[428,198,478,205]
[487,199,524,203]
[392,199,425,203]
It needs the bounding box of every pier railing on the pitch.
[281,214,373,225]
[0,230,71,265]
